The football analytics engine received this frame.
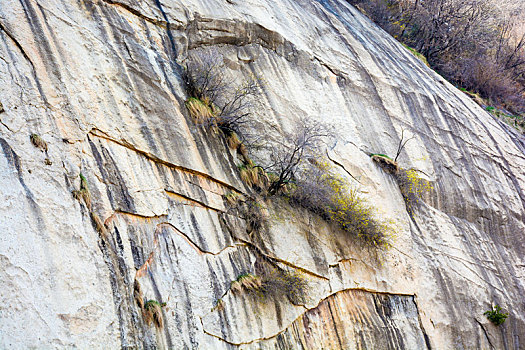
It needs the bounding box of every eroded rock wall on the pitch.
[0,0,524,349]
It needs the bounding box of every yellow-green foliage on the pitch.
[290,161,394,249]
[325,167,394,249]
[185,97,217,124]
[397,168,433,212]
[402,43,430,67]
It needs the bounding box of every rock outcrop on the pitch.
[0,0,524,349]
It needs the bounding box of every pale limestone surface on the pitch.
[0,0,524,349]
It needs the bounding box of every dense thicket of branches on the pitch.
[351,0,525,113]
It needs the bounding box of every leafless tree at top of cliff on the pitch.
[183,48,260,135]
[262,117,333,195]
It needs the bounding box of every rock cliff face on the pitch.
[0,0,524,349]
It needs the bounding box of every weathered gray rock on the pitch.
[0,0,523,349]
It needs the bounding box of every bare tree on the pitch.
[183,48,260,135]
[394,128,415,162]
[262,117,333,195]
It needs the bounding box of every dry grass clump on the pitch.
[72,173,91,209]
[30,133,48,152]
[134,279,145,310]
[226,131,242,150]
[90,212,107,236]
[185,97,218,124]
[224,191,241,206]
[230,273,263,294]
[238,162,267,190]
[289,161,394,249]
[260,269,308,304]
[230,269,308,304]
[244,198,265,233]
[144,300,166,329]
[371,154,399,174]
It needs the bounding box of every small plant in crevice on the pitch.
[243,198,266,233]
[144,300,166,329]
[72,173,91,210]
[223,191,242,206]
[185,97,218,124]
[260,268,308,305]
[71,173,107,236]
[371,153,399,174]
[370,129,432,214]
[484,304,508,326]
[30,133,48,152]
[226,131,242,150]
[134,279,145,311]
[211,298,225,312]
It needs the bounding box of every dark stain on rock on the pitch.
[88,137,135,212]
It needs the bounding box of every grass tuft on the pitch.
[212,298,225,312]
[72,173,91,209]
[401,43,429,67]
[144,300,166,329]
[90,212,107,236]
[185,97,217,124]
[226,131,242,150]
[230,269,308,304]
[30,134,48,152]
[238,163,266,190]
[224,191,241,206]
[134,279,145,311]
[230,273,262,294]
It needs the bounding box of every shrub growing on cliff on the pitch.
[183,48,260,135]
[396,168,432,213]
[290,161,394,249]
[484,304,508,326]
